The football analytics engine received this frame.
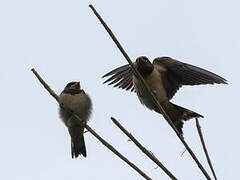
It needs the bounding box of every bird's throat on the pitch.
[136,62,154,78]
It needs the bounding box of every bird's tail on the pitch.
[68,126,86,158]
[161,102,204,135]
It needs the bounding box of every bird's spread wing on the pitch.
[102,64,135,92]
[153,57,227,99]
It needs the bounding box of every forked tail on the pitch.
[160,102,204,135]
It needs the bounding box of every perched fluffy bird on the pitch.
[59,82,92,158]
[103,56,227,135]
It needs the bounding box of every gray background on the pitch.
[0,0,238,179]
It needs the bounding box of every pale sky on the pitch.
[1,0,239,179]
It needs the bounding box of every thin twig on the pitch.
[31,69,59,102]
[31,68,152,180]
[89,5,211,180]
[111,117,178,180]
[196,118,217,180]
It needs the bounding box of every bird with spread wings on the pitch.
[103,56,227,135]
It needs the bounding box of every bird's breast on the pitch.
[133,69,167,110]
[59,92,92,122]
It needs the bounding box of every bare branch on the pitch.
[89,5,211,180]
[31,68,152,180]
[31,68,59,102]
[111,117,178,180]
[196,118,217,180]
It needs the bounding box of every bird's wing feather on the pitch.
[102,64,135,92]
[153,57,227,99]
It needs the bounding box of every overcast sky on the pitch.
[1,0,239,179]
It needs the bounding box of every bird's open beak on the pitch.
[71,82,80,90]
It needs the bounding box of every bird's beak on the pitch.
[71,82,80,90]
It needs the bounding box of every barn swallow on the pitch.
[59,82,92,158]
[103,56,227,135]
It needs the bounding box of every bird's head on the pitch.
[65,81,81,90]
[135,56,154,77]
[62,81,83,95]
